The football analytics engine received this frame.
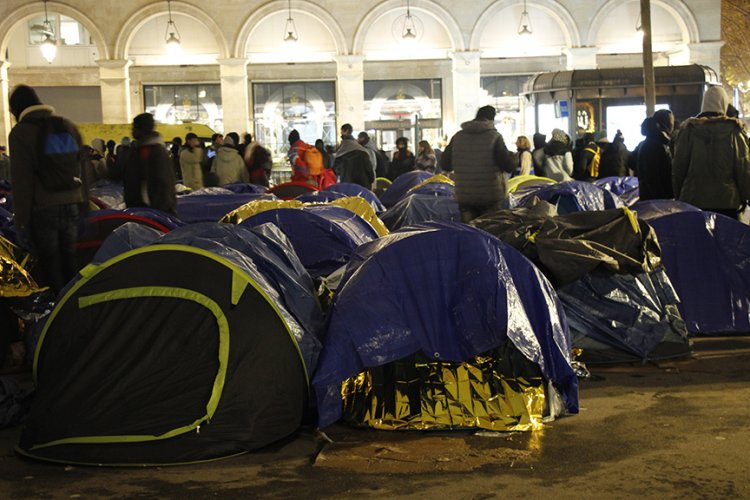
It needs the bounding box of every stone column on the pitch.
[564,47,598,70]
[334,55,365,131]
[98,59,133,124]
[448,51,482,136]
[0,61,11,148]
[688,41,725,76]
[218,58,250,135]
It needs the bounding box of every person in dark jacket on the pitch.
[440,105,515,222]
[673,86,750,219]
[637,110,674,200]
[123,113,176,216]
[574,133,599,181]
[333,145,374,189]
[531,132,547,176]
[388,137,416,180]
[598,130,630,178]
[8,84,87,292]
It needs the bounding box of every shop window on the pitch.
[143,84,223,132]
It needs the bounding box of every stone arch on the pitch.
[353,0,466,55]
[0,1,110,60]
[469,0,580,50]
[585,0,700,46]
[114,1,230,60]
[234,0,347,58]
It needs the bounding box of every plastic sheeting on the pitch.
[472,202,661,287]
[594,177,640,206]
[296,191,347,204]
[0,235,46,297]
[632,199,701,222]
[312,221,579,428]
[89,181,125,210]
[379,194,460,231]
[558,269,691,363]
[222,182,269,194]
[325,183,386,213]
[176,193,276,223]
[406,174,456,198]
[507,180,624,214]
[507,175,555,193]
[240,205,379,279]
[87,222,323,372]
[648,211,750,335]
[379,171,434,208]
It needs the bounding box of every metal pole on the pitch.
[641,0,656,116]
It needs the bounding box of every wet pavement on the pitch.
[0,336,748,499]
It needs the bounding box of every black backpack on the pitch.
[32,116,83,191]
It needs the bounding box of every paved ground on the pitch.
[0,336,748,499]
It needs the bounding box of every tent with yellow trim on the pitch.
[17,223,322,465]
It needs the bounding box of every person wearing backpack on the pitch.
[8,84,87,293]
[574,133,599,181]
[124,113,176,216]
[287,129,317,185]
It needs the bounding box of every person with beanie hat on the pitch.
[7,84,87,292]
[673,86,750,219]
[123,113,176,216]
[439,105,515,222]
[542,128,574,182]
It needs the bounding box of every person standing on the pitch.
[574,133,599,181]
[388,137,416,180]
[288,129,315,184]
[415,140,437,173]
[179,132,204,190]
[531,133,547,177]
[8,84,87,293]
[0,146,10,181]
[543,128,574,182]
[439,105,515,222]
[211,135,249,185]
[124,113,176,216]
[514,136,533,177]
[637,110,675,200]
[673,86,750,219]
[356,131,381,179]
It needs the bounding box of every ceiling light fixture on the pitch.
[402,0,417,40]
[518,0,533,37]
[283,0,298,43]
[40,0,57,63]
[165,0,181,54]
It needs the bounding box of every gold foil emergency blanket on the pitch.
[0,236,46,297]
[341,347,545,432]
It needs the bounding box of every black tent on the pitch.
[18,223,320,465]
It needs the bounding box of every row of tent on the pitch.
[0,171,748,466]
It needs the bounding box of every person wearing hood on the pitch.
[8,84,87,293]
[357,131,383,178]
[531,132,547,176]
[124,112,176,216]
[388,137,416,180]
[673,86,750,219]
[211,135,249,186]
[440,105,515,222]
[542,128,574,182]
[179,132,204,190]
[88,137,108,182]
[333,125,374,189]
[637,110,675,200]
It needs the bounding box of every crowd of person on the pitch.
[2,83,749,294]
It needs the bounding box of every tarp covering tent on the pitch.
[648,211,750,335]
[507,175,555,193]
[313,222,579,430]
[176,193,276,223]
[508,180,624,214]
[594,177,640,206]
[379,194,460,232]
[379,171,434,208]
[240,206,379,280]
[222,183,268,194]
[18,223,322,465]
[406,174,455,198]
[632,199,701,222]
[1,236,46,298]
[89,181,125,210]
[472,203,691,363]
[325,183,385,213]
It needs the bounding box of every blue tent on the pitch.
[648,211,750,335]
[295,191,347,204]
[222,182,268,194]
[510,180,624,213]
[325,183,385,213]
[176,193,276,223]
[632,199,701,222]
[594,176,640,206]
[240,205,379,279]
[313,221,579,428]
[379,194,460,231]
[379,171,434,208]
[89,180,126,210]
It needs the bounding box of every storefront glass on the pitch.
[143,84,223,132]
